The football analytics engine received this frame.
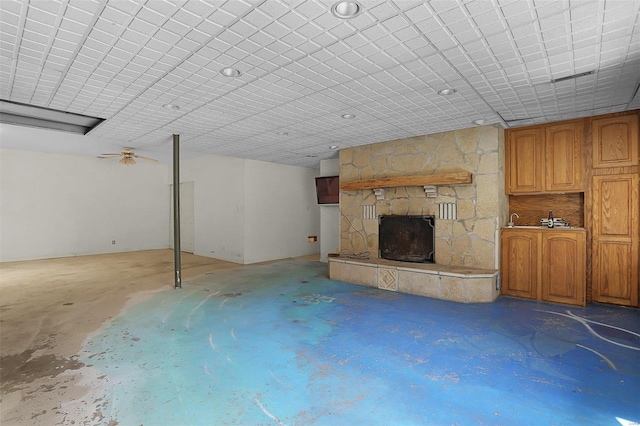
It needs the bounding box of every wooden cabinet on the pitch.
[506,128,544,194]
[506,121,583,194]
[592,115,639,168]
[546,123,584,192]
[504,111,639,306]
[541,231,586,306]
[591,174,639,306]
[500,228,586,306]
[501,229,538,299]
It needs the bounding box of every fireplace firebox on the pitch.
[379,215,435,263]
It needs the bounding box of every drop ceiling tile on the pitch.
[195,21,224,40]
[57,16,85,35]
[1,0,24,16]
[277,9,306,29]
[161,21,189,40]
[365,2,398,21]
[142,0,176,18]
[23,19,53,39]
[26,5,57,26]
[361,24,390,43]
[183,29,211,46]
[136,6,166,27]
[2,0,637,167]
[241,9,272,31]
[381,14,411,33]
[307,13,343,34]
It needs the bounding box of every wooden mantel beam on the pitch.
[340,171,473,191]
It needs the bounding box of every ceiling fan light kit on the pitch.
[120,157,136,166]
[98,148,158,165]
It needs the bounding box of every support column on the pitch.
[173,134,182,288]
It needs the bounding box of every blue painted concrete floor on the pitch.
[82,260,640,425]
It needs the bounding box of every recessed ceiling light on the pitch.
[331,1,362,19]
[329,145,339,150]
[163,104,180,110]
[220,67,241,77]
[472,119,486,125]
[341,113,356,119]
[437,88,456,96]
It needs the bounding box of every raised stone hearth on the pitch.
[329,257,499,303]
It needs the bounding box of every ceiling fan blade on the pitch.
[99,153,121,157]
[134,154,159,162]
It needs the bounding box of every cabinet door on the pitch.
[541,231,586,306]
[592,174,639,306]
[506,128,545,194]
[545,122,583,192]
[592,115,639,168]
[501,230,539,299]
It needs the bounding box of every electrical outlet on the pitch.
[112,240,116,245]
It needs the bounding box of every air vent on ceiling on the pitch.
[550,70,595,84]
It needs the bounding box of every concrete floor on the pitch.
[0,249,246,425]
[1,250,639,425]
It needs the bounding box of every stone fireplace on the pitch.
[328,125,508,303]
[339,125,507,269]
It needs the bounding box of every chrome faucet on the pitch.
[508,213,519,227]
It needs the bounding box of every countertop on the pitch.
[503,226,586,230]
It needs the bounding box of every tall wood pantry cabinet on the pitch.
[590,114,639,307]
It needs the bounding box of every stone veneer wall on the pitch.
[339,125,507,270]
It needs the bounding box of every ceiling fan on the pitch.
[98,148,158,165]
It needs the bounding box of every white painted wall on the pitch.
[0,148,170,262]
[181,155,320,265]
[243,160,320,264]
[319,158,340,262]
[180,155,246,263]
[1,140,321,264]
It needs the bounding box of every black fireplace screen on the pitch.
[379,215,435,263]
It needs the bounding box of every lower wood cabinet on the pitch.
[501,229,539,299]
[591,173,639,306]
[501,228,586,306]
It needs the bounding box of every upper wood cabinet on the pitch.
[506,121,583,194]
[506,127,544,194]
[592,115,639,168]
[545,123,584,192]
